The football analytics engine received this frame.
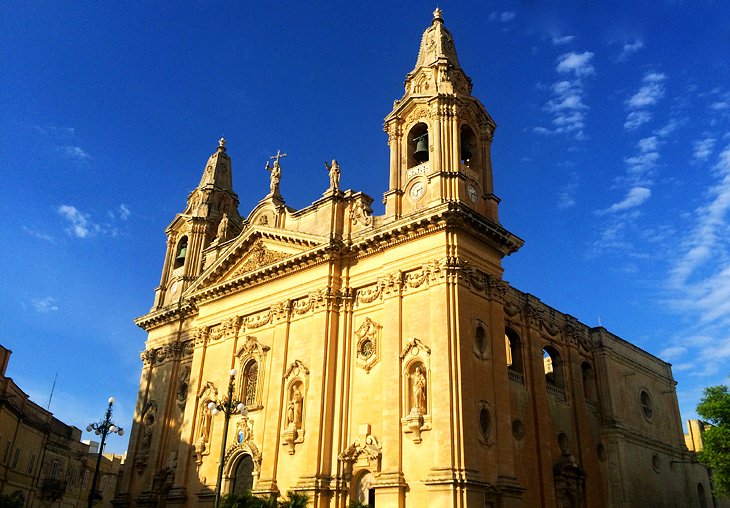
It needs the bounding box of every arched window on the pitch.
[460,124,477,164]
[543,346,564,389]
[174,236,188,269]
[505,328,523,373]
[408,123,429,167]
[243,361,259,407]
[354,470,376,508]
[581,362,597,402]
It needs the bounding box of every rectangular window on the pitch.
[3,442,10,463]
[27,454,35,474]
[11,448,20,469]
[50,459,60,479]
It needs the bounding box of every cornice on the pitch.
[134,301,198,331]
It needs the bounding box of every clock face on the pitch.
[171,281,179,294]
[467,184,478,203]
[410,181,425,201]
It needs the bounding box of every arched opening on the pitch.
[231,454,254,495]
[460,124,477,165]
[174,236,188,269]
[243,360,259,407]
[408,123,429,167]
[640,390,653,420]
[581,362,597,402]
[505,328,523,374]
[698,483,708,508]
[354,470,376,508]
[543,346,564,389]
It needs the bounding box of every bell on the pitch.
[413,134,429,162]
[175,245,187,263]
[461,140,473,162]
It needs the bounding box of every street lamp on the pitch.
[209,368,248,508]
[86,396,124,508]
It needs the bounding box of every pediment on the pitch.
[189,227,325,293]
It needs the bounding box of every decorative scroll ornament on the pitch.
[338,425,382,476]
[404,260,442,289]
[350,201,373,227]
[293,290,326,315]
[245,310,272,329]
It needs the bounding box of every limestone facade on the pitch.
[118,10,716,508]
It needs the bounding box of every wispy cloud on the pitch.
[59,145,91,161]
[551,34,574,46]
[693,137,716,162]
[490,11,516,23]
[624,72,667,130]
[22,226,54,242]
[535,52,595,139]
[556,51,595,76]
[557,172,579,209]
[616,39,644,61]
[31,296,59,313]
[108,204,131,221]
[600,187,651,213]
[57,204,100,238]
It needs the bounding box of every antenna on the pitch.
[46,371,58,411]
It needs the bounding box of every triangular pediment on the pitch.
[188,227,326,293]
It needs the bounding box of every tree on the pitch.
[697,384,730,497]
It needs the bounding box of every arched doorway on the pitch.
[231,454,254,495]
[354,470,376,508]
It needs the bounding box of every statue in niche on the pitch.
[286,384,303,429]
[216,213,229,241]
[141,407,156,449]
[411,365,427,414]
[176,366,190,410]
[324,159,341,192]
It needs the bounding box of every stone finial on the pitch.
[433,7,443,21]
[218,137,226,148]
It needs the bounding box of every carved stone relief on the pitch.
[176,365,191,411]
[135,400,158,472]
[231,240,288,279]
[354,317,381,373]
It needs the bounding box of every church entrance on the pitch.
[231,454,254,495]
[354,471,375,508]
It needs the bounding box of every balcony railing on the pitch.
[546,383,567,403]
[508,369,524,385]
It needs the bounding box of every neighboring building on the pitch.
[118,10,716,508]
[685,419,708,452]
[0,345,124,507]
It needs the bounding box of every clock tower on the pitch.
[383,8,499,222]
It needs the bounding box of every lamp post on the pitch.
[209,368,248,508]
[86,396,124,508]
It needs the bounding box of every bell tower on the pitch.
[384,9,499,221]
[152,138,243,309]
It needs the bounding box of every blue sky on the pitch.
[1,2,729,454]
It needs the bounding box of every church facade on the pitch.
[117,11,715,508]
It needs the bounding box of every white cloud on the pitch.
[57,204,99,238]
[693,138,716,161]
[624,111,652,130]
[59,145,91,161]
[626,73,666,109]
[619,40,644,60]
[551,35,575,46]
[536,59,594,139]
[31,296,58,313]
[600,187,652,214]
[556,51,595,76]
[490,11,515,22]
[624,72,667,131]
[118,204,131,220]
[711,100,729,111]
